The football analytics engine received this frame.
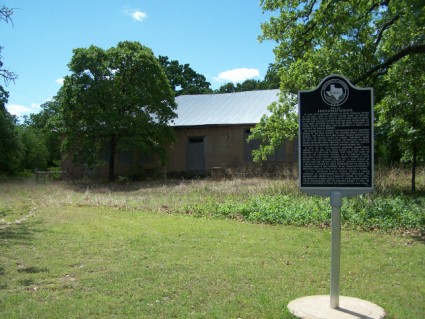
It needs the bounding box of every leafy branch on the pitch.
[353,44,425,84]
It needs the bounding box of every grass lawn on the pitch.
[0,178,424,318]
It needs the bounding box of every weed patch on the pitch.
[182,193,424,234]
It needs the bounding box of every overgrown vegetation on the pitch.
[175,166,424,235]
[0,169,424,318]
[2,166,422,235]
[185,193,424,232]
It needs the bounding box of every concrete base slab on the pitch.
[288,295,385,319]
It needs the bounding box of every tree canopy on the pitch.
[260,0,424,91]
[158,56,212,96]
[23,99,63,168]
[58,41,177,181]
[252,0,425,191]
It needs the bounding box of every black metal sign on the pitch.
[298,74,373,197]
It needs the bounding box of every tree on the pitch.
[0,5,22,174]
[215,64,280,94]
[1,5,17,85]
[0,88,23,174]
[23,100,62,167]
[158,56,212,96]
[216,79,265,93]
[248,93,297,161]
[253,0,425,188]
[216,82,237,93]
[262,63,281,89]
[236,79,263,92]
[215,80,261,93]
[260,0,424,91]
[59,41,177,181]
[17,124,49,171]
[376,55,425,193]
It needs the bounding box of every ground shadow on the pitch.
[0,220,44,291]
[337,307,376,319]
[0,219,43,246]
[17,266,49,274]
[0,224,34,243]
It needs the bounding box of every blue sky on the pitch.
[1,0,277,118]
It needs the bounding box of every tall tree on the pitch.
[376,55,425,192]
[59,41,177,181]
[17,124,49,171]
[0,88,23,174]
[158,56,212,96]
[0,5,22,174]
[24,100,62,167]
[252,0,425,186]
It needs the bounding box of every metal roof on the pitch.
[172,89,280,127]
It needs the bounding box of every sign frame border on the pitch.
[298,74,374,197]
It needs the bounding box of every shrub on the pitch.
[184,193,424,233]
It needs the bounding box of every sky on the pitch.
[1,0,277,118]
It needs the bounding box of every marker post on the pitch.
[330,191,342,309]
[287,75,385,318]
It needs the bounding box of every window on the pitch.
[188,136,204,143]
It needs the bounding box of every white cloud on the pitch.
[124,7,147,22]
[214,68,260,83]
[56,78,64,85]
[132,11,147,21]
[6,103,41,117]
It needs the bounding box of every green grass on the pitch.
[0,175,424,318]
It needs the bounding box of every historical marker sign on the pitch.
[292,75,378,314]
[298,74,374,197]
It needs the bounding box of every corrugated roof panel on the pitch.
[172,89,280,126]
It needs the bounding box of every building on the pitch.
[165,89,298,177]
[62,89,298,179]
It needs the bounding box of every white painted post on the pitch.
[330,191,342,309]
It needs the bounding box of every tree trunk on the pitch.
[411,142,417,194]
[109,135,117,182]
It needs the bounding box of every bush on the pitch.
[184,193,424,233]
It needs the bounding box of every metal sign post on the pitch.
[288,75,385,318]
